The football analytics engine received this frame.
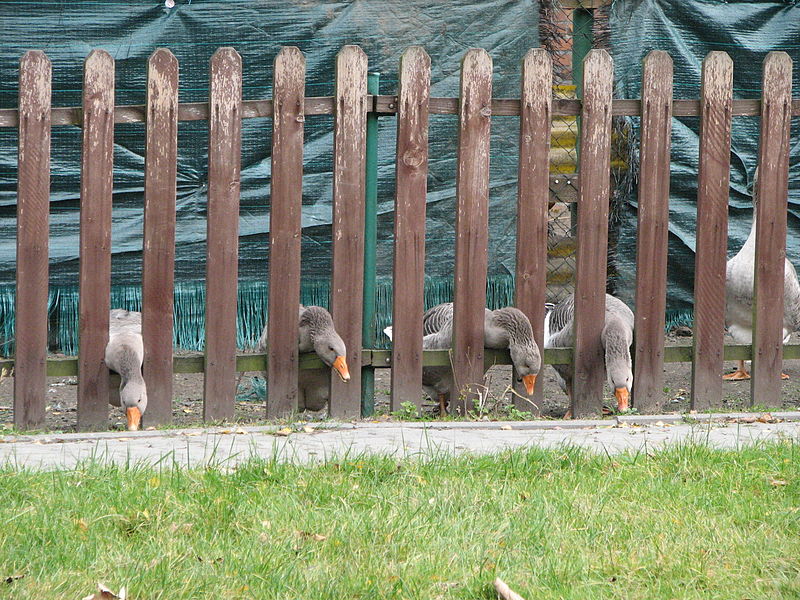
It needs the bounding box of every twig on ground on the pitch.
[493,577,526,600]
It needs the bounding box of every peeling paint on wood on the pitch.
[390,46,430,412]
[14,50,51,430]
[204,48,242,422]
[267,47,305,418]
[142,48,179,426]
[691,52,733,411]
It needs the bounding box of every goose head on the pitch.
[120,376,147,431]
[301,306,350,382]
[493,307,542,395]
[602,321,633,412]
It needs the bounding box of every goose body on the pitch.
[544,293,634,413]
[105,309,147,430]
[724,175,800,380]
[412,302,541,413]
[257,305,350,412]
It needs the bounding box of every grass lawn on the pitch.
[1,442,799,599]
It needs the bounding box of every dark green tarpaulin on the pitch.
[0,0,538,352]
[610,0,800,322]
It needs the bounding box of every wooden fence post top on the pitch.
[21,49,50,66]
[461,48,492,72]
[583,48,612,69]
[148,48,178,68]
[702,51,733,73]
[400,45,431,67]
[336,45,367,63]
[644,50,673,69]
[762,51,793,91]
[523,47,551,70]
[276,46,304,60]
[84,49,114,69]
[210,47,242,70]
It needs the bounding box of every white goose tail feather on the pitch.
[383,325,393,341]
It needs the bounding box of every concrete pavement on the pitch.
[1,412,799,470]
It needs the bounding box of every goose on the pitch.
[724,169,800,380]
[257,305,350,412]
[386,303,541,414]
[545,293,634,415]
[106,309,147,431]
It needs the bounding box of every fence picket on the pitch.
[514,48,551,411]
[751,52,793,405]
[633,51,673,412]
[14,51,51,429]
[329,45,368,418]
[77,50,115,430]
[691,52,733,410]
[204,48,242,421]
[452,49,493,415]
[267,47,305,418]
[390,47,430,412]
[142,49,178,426]
[572,50,613,418]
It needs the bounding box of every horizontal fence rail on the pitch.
[3,45,799,430]
[2,98,800,127]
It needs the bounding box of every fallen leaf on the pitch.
[770,479,788,487]
[182,408,193,413]
[275,427,292,437]
[76,518,89,532]
[82,582,126,600]
[302,426,315,434]
[757,413,775,424]
[500,424,512,430]
[235,428,247,435]
[312,533,327,542]
[3,574,24,584]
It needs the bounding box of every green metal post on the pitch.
[361,72,380,416]
[571,7,593,228]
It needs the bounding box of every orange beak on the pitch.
[126,406,142,431]
[614,387,629,413]
[332,356,350,382]
[522,374,537,396]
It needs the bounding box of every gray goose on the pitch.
[387,302,541,414]
[106,309,147,431]
[724,169,800,380]
[257,305,350,412]
[545,293,634,414]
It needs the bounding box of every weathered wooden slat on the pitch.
[14,51,51,430]
[267,47,306,418]
[691,52,733,410]
[571,50,613,418]
[452,49,493,415]
[513,48,551,412]
[329,45,368,418]
[141,49,179,426]
[77,50,115,430]
[203,48,242,422]
[751,52,793,407]
[1,97,799,128]
[390,46,430,412]
[633,51,673,413]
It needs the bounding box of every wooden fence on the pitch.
[3,46,799,429]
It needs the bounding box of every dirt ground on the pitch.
[2,330,800,432]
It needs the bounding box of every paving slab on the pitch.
[1,413,799,470]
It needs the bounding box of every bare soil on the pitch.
[2,331,799,432]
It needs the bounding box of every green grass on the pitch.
[1,443,799,599]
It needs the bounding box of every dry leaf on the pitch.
[3,574,24,584]
[182,408,193,413]
[82,582,126,600]
[500,424,512,431]
[770,479,788,487]
[235,428,247,435]
[757,413,775,424]
[275,427,292,437]
[302,426,315,434]
[312,533,327,542]
[76,518,89,532]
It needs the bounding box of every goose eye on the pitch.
[516,376,522,383]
